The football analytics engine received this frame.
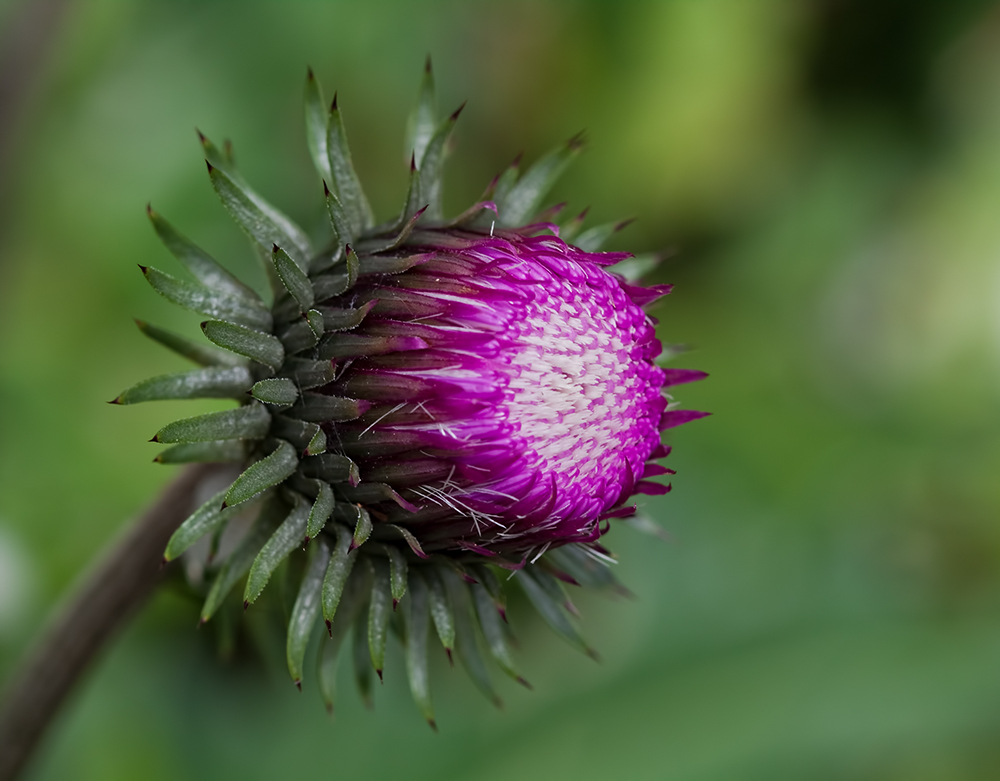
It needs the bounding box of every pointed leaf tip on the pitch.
[245,494,310,606]
[226,440,298,507]
[450,101,466,121]
[424,54,432,73]
[497,137,584,227]
[287,537,331,687]
[207,162,311,274]
[149,204,258,296]
[116,365,253,405]
[321,525,358,628]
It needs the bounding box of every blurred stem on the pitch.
[0,0,71,242]
[0,463,224,781]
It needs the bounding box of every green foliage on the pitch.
[270,245,314,312]
[225,440,299,507]
[147,206,258,300]
[321,525,359,628]
[403,572,434,726]
[325,97,374,235]
[286,538,331,687]
[134,320,244,367]
[141,266,272,330]
[496,136,584,227]
[164,488,247,562]
[405,58,436,166]
[202,320,285,370]
[304,481,335,541]
[366,558,392,677]
[113,366,252,404]
[250,378,299,406]
[153,404,271,444]
[244,493,310,606]
[517,568,595,659]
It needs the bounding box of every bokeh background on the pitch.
[3,0,1000,778]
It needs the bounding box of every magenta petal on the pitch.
[635,480,672,496]
[311,230,705,551]
[600,504,637,520]
[659,410,711,430]
[661,369,709,387]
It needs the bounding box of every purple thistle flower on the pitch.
[116,62,708,722]
[333,229,697,559]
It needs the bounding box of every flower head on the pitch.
[337,229,682,556]
[116,62,707,722]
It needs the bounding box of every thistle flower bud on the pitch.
[116,62,707,722]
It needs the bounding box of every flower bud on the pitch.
[117,62,707,722]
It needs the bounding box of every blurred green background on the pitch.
[3,0,1000,778]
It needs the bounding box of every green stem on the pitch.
[0,463,225,781]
